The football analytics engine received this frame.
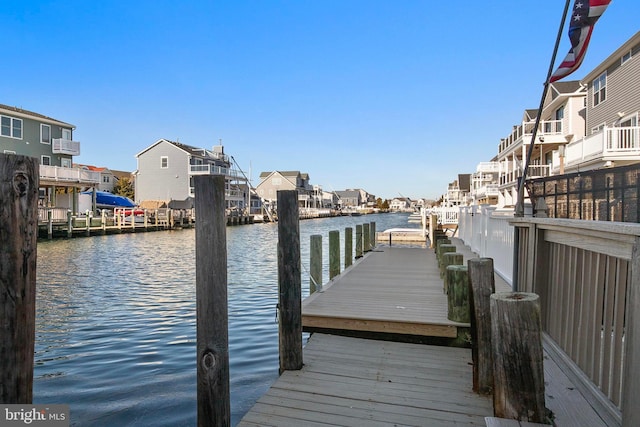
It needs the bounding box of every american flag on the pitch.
[550,0,611,83]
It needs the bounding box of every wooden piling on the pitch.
[67,210,73,238]
[468,258,495,395]
[344,227,353,269]
[329,230,340,279]
[276,190,303,373]
[437,243,456,272]
[441,252,463,293]
[435,239,452,259]
[491,292,546,423]
[0,154,38,403]
[194,175,230,426]
[446,265,469,323]
[363,223,370,253]
[369,222,376,249]
[355,224,363,258]
[310,235,322,293]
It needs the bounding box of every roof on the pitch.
[550,80,583,94]
[135,138,221,159]
[335,190,361,198]
[0,103,75,129]
[259,170,308,178]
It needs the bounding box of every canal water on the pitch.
[33,212,419,426]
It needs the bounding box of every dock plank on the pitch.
[238,333,492,427]
[302,246,468,337]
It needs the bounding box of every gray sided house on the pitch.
[256,171,313,206]
[335,190,361,208]
[569,30,640,172]
[135,139,248,210]
[0,103,100,210]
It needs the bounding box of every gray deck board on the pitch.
[239,240,609,427]
[238,333,492,427]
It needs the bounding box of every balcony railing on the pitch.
[552,126,640,171]
[499,119,564,153]
[499,164,550,187]
[472,183,500,198]
[189,164,242,178]
[40,165,100,184]
[52,138,81,156]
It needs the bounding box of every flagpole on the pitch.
[514,0,573,218]
[512,0,572,292]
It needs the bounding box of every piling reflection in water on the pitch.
[33,213,416,425]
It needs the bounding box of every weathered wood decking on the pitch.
[239,239,611,427]
[238,333,492,427]
[302,243,510,339]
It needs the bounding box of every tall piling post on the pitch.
[329,230,340,279]
[0,154,39,403]
[369,221,376,249]
[363,223,370,253]
[277,190,303,373]
[194,175,230,426]
[468,258,495,395]
[344,227,353,268]
[310,234,322,293]
[355,224,363,258]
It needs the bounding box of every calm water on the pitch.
[33,212,418,426]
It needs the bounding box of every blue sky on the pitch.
[3,1,638,199]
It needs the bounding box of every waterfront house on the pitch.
[134,139,249,211]
[334,189,361,208]
[496,81,587,207]
[75,164,117,193]
[256,171,314,208]
[550,31,640,174]
[0,103,100,212]
[469,160,500,205]
[389,197,411,211]
[442,174,471,207]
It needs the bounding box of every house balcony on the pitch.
[551,126,640,173]
[499,164,550,188]
[472,184,500,199]
[499,119,568,156]
[39,165,100,186]
[189,164,242,179]
[52,138,81,156]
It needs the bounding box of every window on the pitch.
[1,115,22,138]
[593,72,606,106]
[61,158,71,168]
[160,156,168,168]
[62,128,72,140]
[41,124,51,144]
[592,123,606,134]
[622,50,632,65]
[103,175,110,183]
[619,115,638,128]
[41,155,51,166]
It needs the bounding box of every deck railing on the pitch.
[459,210,640,426]
[430,206,459,225]
[40,165,101,184]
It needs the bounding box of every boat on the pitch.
[82,191,142,214]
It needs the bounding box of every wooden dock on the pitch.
[239,333,492,426]
[239,239,612,427]
[302,243,510,340]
